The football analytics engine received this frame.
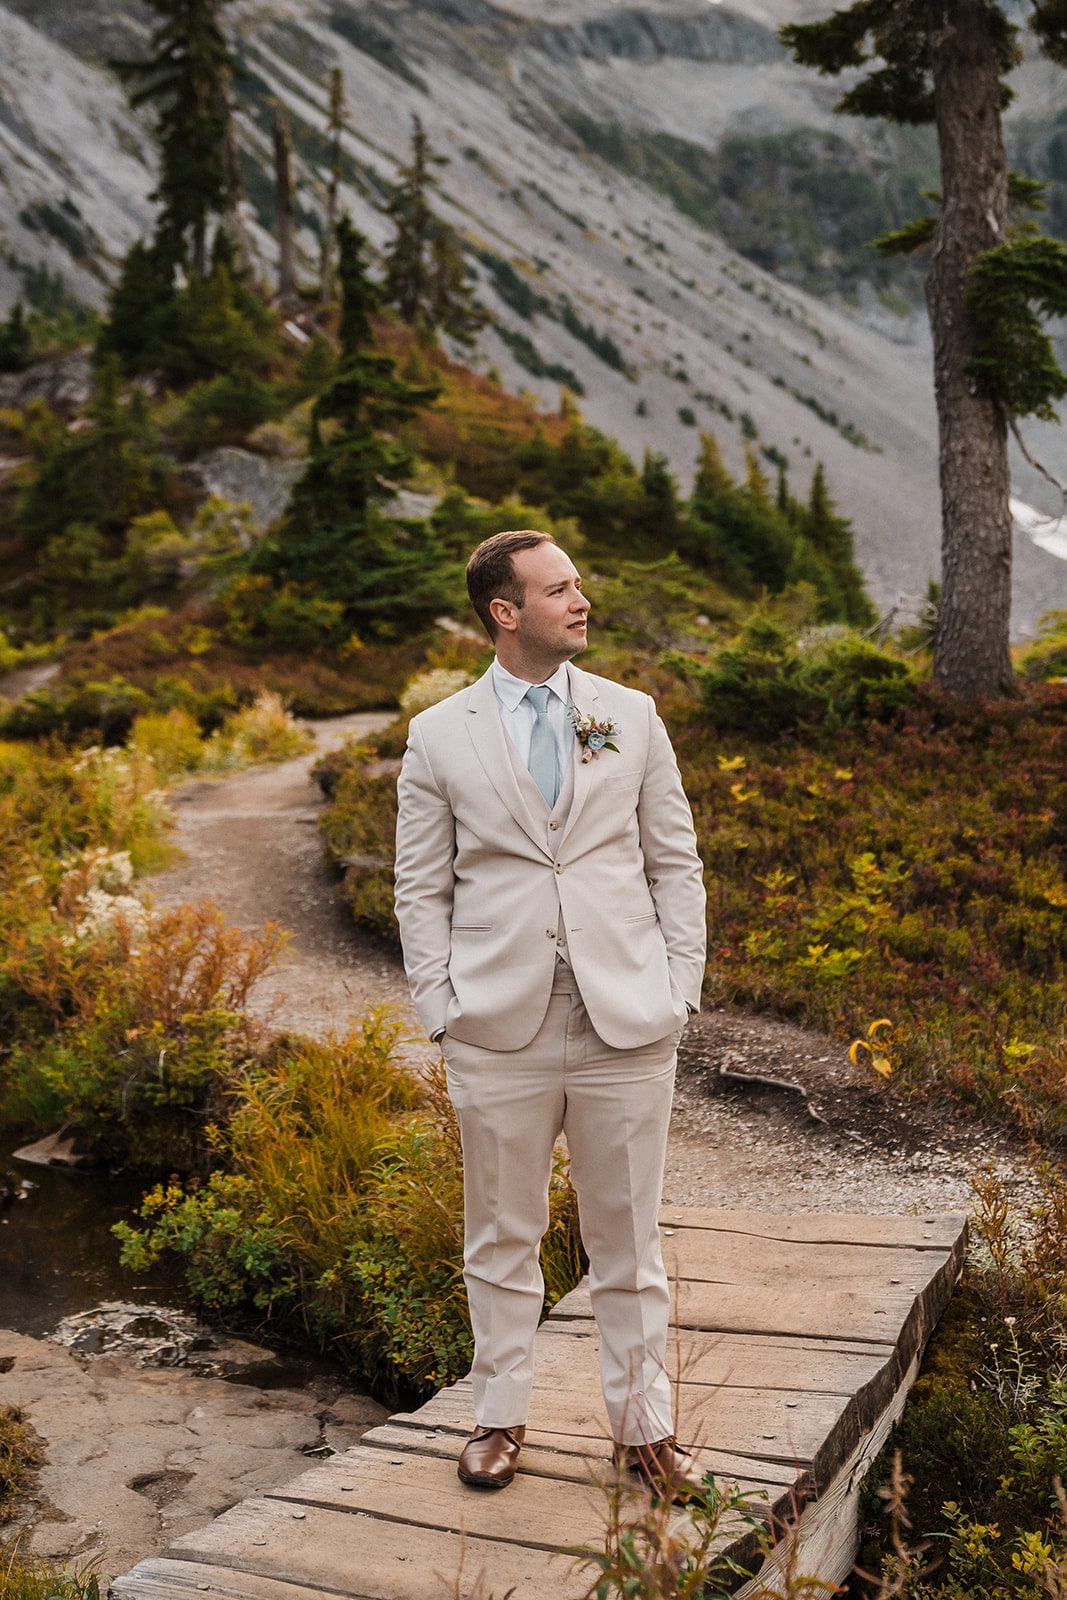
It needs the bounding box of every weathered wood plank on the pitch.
[111,1559,341,1600]
[363,1422,801,1493]
[734,1352,922,1599]
[511,1320,892,1397]
[405,1374,853,1469]
[659,1232,953,1288]
[139,1493,583,1599]
[657,1208,967,1251]
[254,1450,608,1550]
[556,1277,917,1342]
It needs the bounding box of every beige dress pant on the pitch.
[443,962,679,1446]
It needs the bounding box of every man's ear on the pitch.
[489,596,519,633]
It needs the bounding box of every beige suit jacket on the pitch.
[393,662,707,1052]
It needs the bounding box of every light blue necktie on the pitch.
[525,684,561,807]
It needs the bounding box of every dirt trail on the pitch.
[145,713,422,1053]
[147,721,1038,1218]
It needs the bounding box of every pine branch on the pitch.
[1009,415,1067,505]
[838,64,935,122]
[1031,0,1067,65]
[872,214,938,256]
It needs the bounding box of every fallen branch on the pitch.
[716,1064,829,1126]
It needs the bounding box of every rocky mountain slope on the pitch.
[2,0,1066,634]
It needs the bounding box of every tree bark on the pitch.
[927,0,1017,697]
[320,68,345,306]
[273,114,297,306]
[220,74,256,280]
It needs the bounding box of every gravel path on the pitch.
[148,722,1039,1219]
[145,714,421,1053]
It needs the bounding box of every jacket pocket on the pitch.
[451,923,493,931]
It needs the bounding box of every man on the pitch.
[393,529,707,1493]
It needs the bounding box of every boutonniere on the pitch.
[569,705,621,762]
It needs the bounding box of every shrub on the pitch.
[398,667,475,715]
[859,1169,1067,1598]
[1019,610,1067,682]
[170,371,285,455]
[126,707,204,781]
[0,1546,101,1600]
[0,1409,40,1518]
[201,690,313,772]
[0,678,155,743]
[218,574,346,654]
[676,613,915,737]
[1,896,287,1167]
[318,738,404,943]
[115,1032,582,1396]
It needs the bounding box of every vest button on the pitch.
[549,821,559,830]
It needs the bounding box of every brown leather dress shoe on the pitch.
[613,1437,700,1499]
[457,1424,526,1489]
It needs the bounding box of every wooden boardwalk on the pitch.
[111,1208,966,1600]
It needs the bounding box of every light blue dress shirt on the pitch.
[492,659,572,777]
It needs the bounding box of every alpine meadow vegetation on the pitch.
[5,0,1067,1588]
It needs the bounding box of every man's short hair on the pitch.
[466,529,555,639]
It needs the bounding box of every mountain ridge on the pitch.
[1,0,1066,635]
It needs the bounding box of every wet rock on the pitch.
[51,1302,284,1376]
[0,1325,387,1575]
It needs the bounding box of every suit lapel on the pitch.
[560,664,600,847]
[465,667,553,859]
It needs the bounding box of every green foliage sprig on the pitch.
[966,233,1067,419]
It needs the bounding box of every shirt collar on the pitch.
[492,658,571,711]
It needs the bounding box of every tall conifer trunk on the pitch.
[273,115,297,304]
[927,0,1017,697]
[319,68,345,306]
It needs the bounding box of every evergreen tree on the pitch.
[254,221,452,634]
[319,68,347,306]
[382,116,484,341]
[796,463,875,628]
[383,116,442,327]
[98,231,278,381]
[16,360,174,550]
[336,216,378,356]
[95,240,180,374]
[428,224,486,346]
[0,301,33,373]
[782,0,1067,698]
[681,434,793,594]
[638,450,681,545]
[273,114,297,304]
[116,0,238,277]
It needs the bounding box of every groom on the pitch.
[393,529,706,1492]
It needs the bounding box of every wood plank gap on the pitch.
[259,1493,580,1558]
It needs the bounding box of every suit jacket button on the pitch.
[554,863,562,873]
[547,929,556,938]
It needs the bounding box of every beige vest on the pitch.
[502,729,575,965]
